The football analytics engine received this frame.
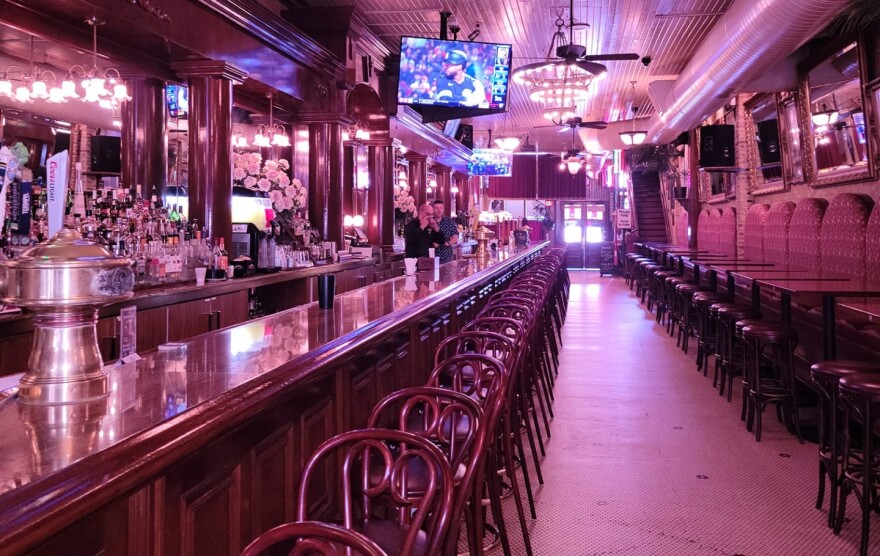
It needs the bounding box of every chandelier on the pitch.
[342,121,370,143]
[619,81,648,146]
[63,17,131,109]
[232,126,249,148]
[253,92,290,148]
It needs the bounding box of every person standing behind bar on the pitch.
[433,199,458,263]
[405,203,444,258]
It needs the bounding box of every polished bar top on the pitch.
[0,243,547,512]
[755,278,880,296]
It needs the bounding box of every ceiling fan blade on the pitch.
[533,123,564,129]
[558,126,574,133]
[580,53,640,61]
[571,60,608,75]
[578,121,608,129]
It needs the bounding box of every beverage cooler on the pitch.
[558,201,609,269]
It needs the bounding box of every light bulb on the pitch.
[342,130,350,142]
[30,80,49,99]
[112,83,130,101]
[343,215,353,227]
[15,86,30,102]
[567,160,581,175]
[112,120,122,128]
[236,136,249,148]
[352,214,364,228]
[48,87,66,103]
[61,79,79,98]
[558,161,566,170]
[91,78,109,97]
[451,186,459,194]
[0,80,13,97]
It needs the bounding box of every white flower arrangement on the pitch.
[393,180,415,216]
[236,153,307,237]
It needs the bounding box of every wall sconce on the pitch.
[344,121,371,143]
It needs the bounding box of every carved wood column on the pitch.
[120,77,166,196]
[171,61,247,246]
[454,172,469,215]
[367,142,395,247]
[405,153,427,207]
[304,119,345,246]
[435,166,452,212]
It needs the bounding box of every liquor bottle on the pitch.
[217,238,229,274]
[72,163,86,219]
[169,204,180,223]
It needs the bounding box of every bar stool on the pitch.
[241,521,386,556]
[650,270,679,322]
[715,306,762,400]
[638,263,665,304]
[297,429,455,556]
[665,276,697,337]
[692,291,729,375]
[674,283,710,353]
[710,304,758,396]
[835,373,880,556]
[810,361,880,529]
[742,323,801,442]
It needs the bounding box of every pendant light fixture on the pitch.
[811,94,839,127]
[61,17,131,109]
[253,92,290,148]
[0,36,66,104]
[619,81,648,146]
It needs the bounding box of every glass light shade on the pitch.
[30,80,49,99]
[558,161,566,170]
[619,131,648,146]
[271,131,290,147]
[812,109,838,127]
[112,83,130,101]
[343,215,354,226]
[398,170,408,182]
[352,214,364,228]
[0,80,13,97]
[566,160,581,175]
[342,130,351,141]
[14,86,30,102]
[89,78,109,97]
[236,136,249,148]
[98,99,114,110]
[112,119,122,128]
[451,185,459,194]
[494,137,521,151]
[48,87,66,103]
[61,79,79,98]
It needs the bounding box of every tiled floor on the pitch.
[495,271,879,555]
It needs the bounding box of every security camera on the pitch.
[468,22,481,42]
[641,56,652,67]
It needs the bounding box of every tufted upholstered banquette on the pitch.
[718,208,737,257]
[744,204,770,262]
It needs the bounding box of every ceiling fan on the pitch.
[513,0,640,76]
[536,116,608,131]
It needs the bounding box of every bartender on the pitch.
[405,203,444,258]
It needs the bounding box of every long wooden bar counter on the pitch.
[0,241,547,555]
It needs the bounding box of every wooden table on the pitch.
[755,278,880,359]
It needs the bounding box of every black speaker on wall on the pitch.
[756,119,781,165]
[90,135,121,173]
[699,124,735,168]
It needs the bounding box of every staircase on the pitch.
[630,170,668,243]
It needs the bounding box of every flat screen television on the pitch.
[166,85,189,119]
[469,148,512,176]
[397,36,511,110]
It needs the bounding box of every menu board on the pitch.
[599,242,615,276]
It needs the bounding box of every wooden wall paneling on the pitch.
[137,306,168,354]
[393,332,414,389]
[248,427,296,540]
[126,486,156,556]
[349,363,377,430]
[375,352,396,400]
[298,393,336,520]
[181,469,242,556]
[26,496,133,556]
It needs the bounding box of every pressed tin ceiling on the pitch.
[301,0,734,152]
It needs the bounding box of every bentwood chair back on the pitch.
[434,331,517,370]
[368,387,487,556]
[296,429,454,556]
[241,521,387,556]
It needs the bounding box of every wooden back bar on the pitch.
[0,242,547,555]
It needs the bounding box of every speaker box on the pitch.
[699,125,735,168]
[756,119,781,165]
[90,135,121,173]
[455,124,473,149]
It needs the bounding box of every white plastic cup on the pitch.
[428,248,435,258]
[404,275,417,291]
[404,258,418,276]
[195,267,207,286]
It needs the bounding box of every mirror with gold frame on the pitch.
[799,38,875,187]
[700,107,737,203]
[744,93,786,195]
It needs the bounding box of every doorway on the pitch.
[557,201,609,268]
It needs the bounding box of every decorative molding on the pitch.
[196,0,344,80]
[171,60,249,83]
[125,0,173,23]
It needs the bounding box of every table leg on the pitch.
[694,263,701,284]
[709,268,717,291]
[781,292,791,325]
[726,272,735,300]
[823,295,836,360]
[751,281,760,312]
